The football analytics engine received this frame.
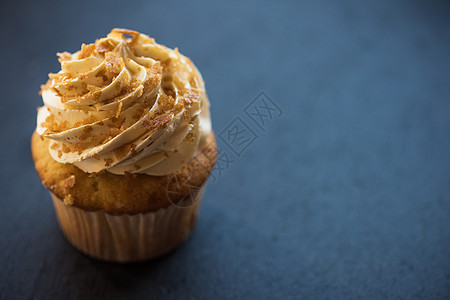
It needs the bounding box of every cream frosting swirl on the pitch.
[36,29,211,175]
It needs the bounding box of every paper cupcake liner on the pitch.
[50,186,205,263]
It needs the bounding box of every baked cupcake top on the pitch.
[36,29,211,176]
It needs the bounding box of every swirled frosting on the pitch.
[36,29,211,176]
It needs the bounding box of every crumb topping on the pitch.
[63,194,75,205]
[78,43,96,59]
[64,175,76,189]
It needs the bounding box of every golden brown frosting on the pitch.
[36,29,211,175]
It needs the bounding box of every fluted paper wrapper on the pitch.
[50,186,205,263]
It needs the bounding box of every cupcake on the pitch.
[31,29,217,262]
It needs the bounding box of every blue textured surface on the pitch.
[1,0,449,299]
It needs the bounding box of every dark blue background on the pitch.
[1,0,449,299]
